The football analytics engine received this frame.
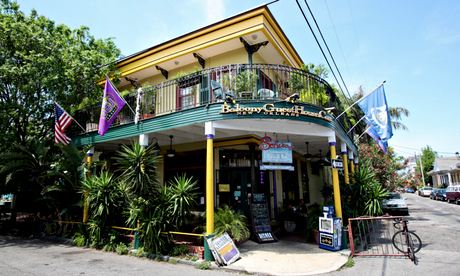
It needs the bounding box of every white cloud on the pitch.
[205,0,226,24]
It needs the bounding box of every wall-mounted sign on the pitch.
[221,102,332,122]
[331,159,343,170]
[218,184,230,192]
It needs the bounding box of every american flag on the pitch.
[54,103,73,145]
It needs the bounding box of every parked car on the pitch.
[418,187,433,197]
[435,189,447,201]
[405,187,415,193]
[382,192,409,216]
[446,185,460,204]
[429,188,438,200]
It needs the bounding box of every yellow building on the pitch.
[74,4,357,244]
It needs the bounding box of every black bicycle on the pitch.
[392,218,422,264]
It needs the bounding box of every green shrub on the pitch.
[197,261,211,270]
[115,242,129,255]
[214,205,250,243]
[134,247,146,257]
[102,233,118,252]
[73,232,86,247]
[169,244,189,256]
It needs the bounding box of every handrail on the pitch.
[70,63,353,137]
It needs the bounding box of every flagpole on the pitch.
[55,101,86,132]
[347,115,366,134]
[335,81,386,120]
[354,126,371,143]
[105,76,136,116]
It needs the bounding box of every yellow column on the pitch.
[205,122,215,234]
[349,151,355,178]
[206,135,214,234]
[329,139,343,218]
[83,147,94,223]
[341,143,349,185]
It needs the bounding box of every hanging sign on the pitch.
[331,159,343,170]
[259,136,293,164]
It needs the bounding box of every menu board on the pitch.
[251,193,277,243]
[207,232,240,266]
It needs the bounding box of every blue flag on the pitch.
[366,124,388,153]
[358,85,393,141]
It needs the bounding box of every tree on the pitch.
[0,0,120,151]
[0,0,120,214]
[416,146,436,186]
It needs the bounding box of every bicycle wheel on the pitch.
[392,231,422,253]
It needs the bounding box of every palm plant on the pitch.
[214,205,250,243]
[167,174,198,227]
[81,171,125,246]
[113,142,161,199]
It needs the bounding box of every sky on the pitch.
[17,0,460,158]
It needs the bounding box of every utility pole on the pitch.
[415,152,426,186]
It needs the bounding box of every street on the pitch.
[0,236,237,276]
[327,193,460,276]
[0,193,458,276]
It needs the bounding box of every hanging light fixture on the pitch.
[166,135,176,158]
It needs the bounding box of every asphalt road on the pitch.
[0,236,238,276]
[1,193,458,276]
[326,192,460,276]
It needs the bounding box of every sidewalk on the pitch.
[221,240,350,276]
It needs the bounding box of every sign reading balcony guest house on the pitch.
[220,103,332,122]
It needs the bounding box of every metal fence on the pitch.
[348,216,408,257]
[71,63,353,137]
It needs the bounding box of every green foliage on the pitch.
[235,70,258,92]
[114,143,161,199]
[289,63,329,106]
[344,257,355,268]
[134,247,146,257]
[214,205,250,243]
[169,245,189,256]
[197,261,211,270]
[345,161,389,217]
[0,0,119,152]
[167,174,198,227]
[416,146,436,186]
[73,232,86,247]
[81,172,125,246]
[115,242,129,255]
[102,232,119,252]
[358,143,406,191]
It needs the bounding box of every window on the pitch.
[178,86,195,109]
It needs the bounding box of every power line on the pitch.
[294,0,347,101]
[303,0,352,99]
[323,0,351,79]
[392,144,459,155]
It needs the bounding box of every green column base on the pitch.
[204,234,215,261]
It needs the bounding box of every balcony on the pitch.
[72,64,352,136]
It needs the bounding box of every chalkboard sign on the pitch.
[251,193,277,243]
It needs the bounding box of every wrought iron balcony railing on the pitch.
[72,63,352,136]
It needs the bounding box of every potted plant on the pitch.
[214,205,250,244]
[235,70,258,99]
[306,203,322,244]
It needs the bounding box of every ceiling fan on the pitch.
[304,142,322,161]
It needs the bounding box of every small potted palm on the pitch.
[214,205,250,244]
[235,70,258,99]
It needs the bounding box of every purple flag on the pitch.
[98,77,126,136]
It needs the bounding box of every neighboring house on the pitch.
[71,4,357,226]
[428,157,460,187]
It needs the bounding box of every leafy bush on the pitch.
[167,174,198,227]
[214,205,250,243]
[134,247,146,257]
[73,232,86,247]
[197,261,211,270]
[115,242,129,255]
[169,245,189,256]
[102,233,118,252]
